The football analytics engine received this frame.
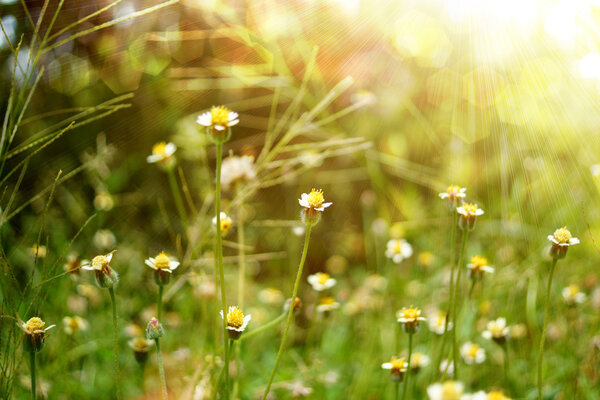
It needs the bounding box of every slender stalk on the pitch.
[167,167,188,227]
[435,211,457,377]
[502,343,510,393]
[158,285,164,321]
[394,382,399,400]
[29,351,36,400]
[261,225,313,400]
[537,258,558,400]
[155,338,168,400]
[108,287,122,400]
[304,292,321,359]
[401,333,413,400]
[451,230,469,380]
[237,186,246,308]
[214,140,230,399]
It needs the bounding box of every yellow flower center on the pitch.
[24,317,45,333]
[393,240,404,254]
[226,307,244,329]
[68,318,79,331]
[441,382,461,400]
[321,296,336,305]
[553,227,572,244]
[401,307,420,321]
[131,337,151,351]
[92,255,110,269]
[210,105,231,126]
[221,219,231,232]
[154,252,170,270]
[390,357,406,371]
[568,284,579,297]
[487,391,506,400]
[446,185,462,196]
[317,273,331,285]
[462,203,478,215]
[307,188,325,208]
[152,142,167,156]
[467,344,480,358]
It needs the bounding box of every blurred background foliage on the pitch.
[1,0,600,399]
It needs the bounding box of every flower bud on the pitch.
[145,317,165,340]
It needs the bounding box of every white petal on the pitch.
[147,154,161,163]
[164,143,177,156]
[196,113,211,126]
[439,193,448,199]
[228,111,239,121]
[570,237,580,245]
[307,275,318,285]
[144,259,157,270]
[321,202,333,208]
[381,362,393,369]
[107,253,114,262]
[169,261,180,270]
[482,331,492,340]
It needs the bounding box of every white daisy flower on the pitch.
[382,357,408,381]
[562,284,586,306]
[213,212,233,235]
[145,251,180,273]
[316,297,340,313]
[385,239,413,264]
[428,310,453,335]
[460,342,486,365]
[548,227,579,259]
[196,105,239,131]
[482,318,510,344]
[467,255,495,278]
[397,306,426,333]
[298,188,333,212]
[62,316,89,335]
[427,381,464,400]
[80,251,115,271]
[439,185,467,208]
[307,272,337,291]
[146,142,176,164]
[410,352,430,371]
[220,154,256,191]
[220,306,251,340]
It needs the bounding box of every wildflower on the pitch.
[397,306,426,334]
[439,359,454,378]
[145,317,165,340]
[418,251,435,268]
[467,256,494,279]
[129,336,154,364]
[196,105,239,141]
[460,342,486,365]
[381,357,408,382]
[410,352,430,372]
[439,184,467,209]
[385,239,413,264]
[93,229,116,249]
[220,306,251,340]
[457,203,484,231]
[19,317,55,352]
[220,154,256,191]
[284,297,303,313]
[94,191,114,210]
[482,318,510,344]
[145,251,180,286]
[316,296,340,313]
[562,284,586,306]
[510,323,527,340]
[213,212,232,236]
[62,316,89,335]
[81,251,119,289]
[298,188,332,226]
[464,391,511,400]
[29,244,46,258]
[547,227,579,259]
[258,288,284,305]
[426,381,464,400]
[429,310,453,335]
[307,272,337,291]
[146,141,177,166]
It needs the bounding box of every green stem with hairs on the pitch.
[108,287,122,400]
[451,229,469,380]
[29,351,36,400]
[158,285,164,321]
[214,140,230,399]
[537,258,558,400]
[155,338,168,400]
[262,224,313,400]
[401,333,413,400]
[167,167,188,227]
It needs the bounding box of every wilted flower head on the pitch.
[439,185,466,208]
[316,296,340,313]
[457,203,484,231]
[213,212,232,236]
[429,310,453,335]
[220,306,251,340]
[426,381,464,400]
[397,306,426,333]
[81,251,119,289]
[307,272,337,291]
[129,336,154,364]
[548,227,579,259]
[196,105,239,141]
[460,342,486,364]
[145,317,165,340]
[20,317,55,352]
[381,357,408,381]
[385,239,413,264]
[145,251,180,285]
[562,284,586,306]
[482,318,510,344]
[467,256,494,279]
[410,352,430,372]
[147,142,176,165]
[62,316,89,335]
[299,188,332,225]
[220,154,256,191]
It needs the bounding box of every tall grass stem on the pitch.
[108,287,122,400]
[537,258,558,400]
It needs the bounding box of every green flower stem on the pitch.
[395,382,399,400]
[537,258,558,400]
[155,338,168,400]
[262,224,313,400]
[237,186,246,308]
[435,211,458,378]
[401,333,413,400]
[304,292,321,360]
[451,229,469,380]
[108,287,122,400]
[214,140,230,399]
[502,343,511,394]
[29,351,36,400]
[167,166,188,227]
[158,285,164,322]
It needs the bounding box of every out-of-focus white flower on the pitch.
[439,185,466,209]
[385,239,413,264]
[307,272,337,291]
[562,284,586,306]
[467,255,494,279]
[213,212,232,235]
[460,342,486,365]
[220,154,256,191]
[428,309,453,335]
[427,381,464,400]
[382,357,408,381]
[482,318,510,344]
[316,296,340,313]
[147,142,177,164]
